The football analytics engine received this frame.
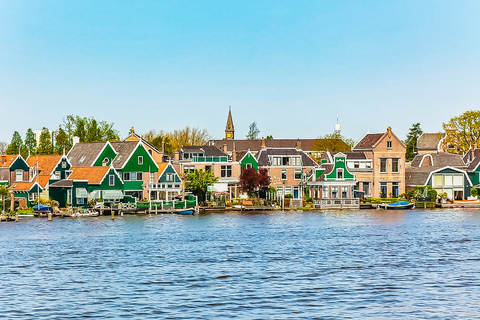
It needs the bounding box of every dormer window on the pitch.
[138,156,143,165]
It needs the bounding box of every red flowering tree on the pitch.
[239,167,271,197]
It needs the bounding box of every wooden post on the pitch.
[48,212,52,221]
[111,210,115,220]
[15,214,18,222]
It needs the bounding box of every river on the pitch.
[1,209,480,319]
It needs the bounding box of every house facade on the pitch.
[352,127,406,198]
[306,152,359,209]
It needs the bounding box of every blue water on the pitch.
[1,209,480,319]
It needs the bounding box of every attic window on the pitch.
[387,141,392,149]
[62,161,67,168]
[138,156,143,165]
[79,156,86,164]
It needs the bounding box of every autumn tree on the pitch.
[143,130,175,155]
[239,167,271,197]
[168,127,211,152]
[186,169,217,204]
[443,110,480,153]
[246,122,260,140]
[405,123,423,161]
[6,131,23,155]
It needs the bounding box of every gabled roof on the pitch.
[68,166,113,184]
[26,155,65,176]
[406,165,473,187]
[10,180,43,192]
[464,149,480,172]
[353,133,384,150]
[110,141,141,169]
[158,162,180,178]
[256,148,318,167]
[123,130,163,155]
[417,133,444,151]
[410,153,465,168]
[0,155,21,168]
[238,150,257,163]
[67,142,110,167]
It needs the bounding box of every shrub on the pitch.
[471,188,478,197]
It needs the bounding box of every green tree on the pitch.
[443,110,480,153]
[312,133,353,154]
[266,135,273,140]
[38,127,53,155]
[6,131,23,155]
[246,122,260,140]
[55,126,69,154]
[405,123,423,161]
[24,128,37,157]
[61,115,119,147]
[186,169,217,204]
[0,184,8,214]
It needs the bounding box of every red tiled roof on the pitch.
[0,155,19,168]
[69,166,110,184]
[26,155,62,176]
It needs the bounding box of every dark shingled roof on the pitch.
[180,145,227,157]
[256,148,318,167]
[405,167,433,187]
[110,141,140,169]
[410,153,465,168]
[68,142,109,167]
[49,179,74,188]
[353,133,384,150]
[342,152,367,160]
[464,149,480,172]
[417,133,444,151]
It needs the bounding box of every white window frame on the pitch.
[15,169,23,182]
[281,169,287,180]
[109,175,115,186]
[138,156,143,165]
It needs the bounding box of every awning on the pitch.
[102,190,124,200]
[88,190,101,200]
[76,188,88,198]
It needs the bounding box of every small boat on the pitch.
[71,210,100,217]
[33,204,53,213]
[377,201,415,210]
[176,209,194,215]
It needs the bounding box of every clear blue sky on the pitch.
[1,1,479,144]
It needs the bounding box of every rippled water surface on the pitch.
[2,209,480,319]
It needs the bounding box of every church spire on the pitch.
[225,106,235,140]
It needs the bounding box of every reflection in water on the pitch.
[1,209,480,319]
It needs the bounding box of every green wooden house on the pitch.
[306,152,359,209]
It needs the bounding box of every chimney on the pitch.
[232,150,237,162]
[223,144,228,154]
[1,152,5,165]
[162,142,165,153]
[296,139,301,150]
[261,137,266,149]
[174,151,180,162]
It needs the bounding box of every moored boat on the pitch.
[377,201,415,210]
[176,209,194,215]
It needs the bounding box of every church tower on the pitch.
[225,106,235,140]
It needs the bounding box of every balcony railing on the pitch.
[313,199,360,209]
[191,156,228,162]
